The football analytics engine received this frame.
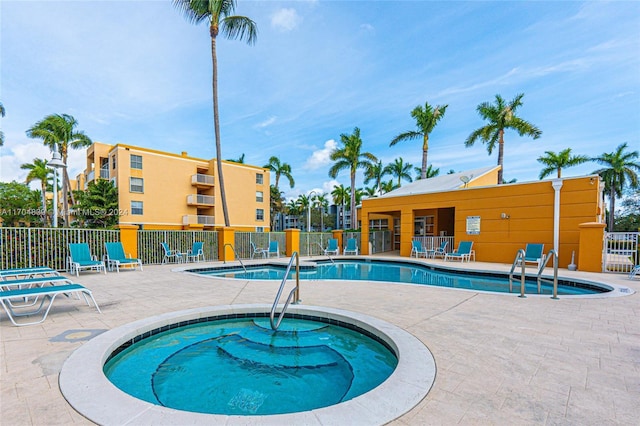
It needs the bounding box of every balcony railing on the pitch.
[99,168,109,179]
[186,194,215,206]
[183,215,215,226]
[191,173,214,186]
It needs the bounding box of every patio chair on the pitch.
[516,243,545,269]
[161,242,183,264]
[0,267,59,280]
[250,242,267,259]
[267,241,280,258]
[426,241,448,259]
[410,240,428,258]
[444,241,474,262]
[0,283,101,326]
[343,238,359,255]
[68,243,106,277]
[324,239,340,256]
[104,242,143,272]
[186,242,205,263]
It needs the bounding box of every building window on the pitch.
[112,156,116,169]
[131,201,143,215]
[256,191,263,202]
[256,173,263,184]
[130,154,143,170]
[130,177,144,193]
[256,227,264,232]
[256,208,264,221]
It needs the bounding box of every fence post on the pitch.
[217,227,235,261]
[118,225,139,258]
[578,222,606,272]
[332,229,344,252]
[285,228,300,257]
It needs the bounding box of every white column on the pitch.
[552,179,564,253]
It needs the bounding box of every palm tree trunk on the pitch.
[421,134,429,180]
[497,129,505,184]
[211,34,230,226]
[350,172,356,229]
[608,185,616,231]
[40,181,48,226]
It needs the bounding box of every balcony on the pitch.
[187,194,215,206]
[191,173,214,188]
[183,215,215,226]
[99,168,109,179]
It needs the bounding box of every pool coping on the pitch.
[59,304,436,425]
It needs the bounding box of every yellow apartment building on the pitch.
[78,142,270,230]
[359,166,605,269]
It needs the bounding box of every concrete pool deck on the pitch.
[1,255,639,425]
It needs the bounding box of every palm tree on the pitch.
[465,93,541,184]
[173,0,257,227]
[363,186,378,198]
[313,192,329,231]
[414,164,440,181]
[384,158,413,187]
[227,153,245,163]
[380,180,399,194]
[537,148,590,179]
[592,142,640,231]
[331,184,349,230]
[390,101,448,180]
[20,158,51,225]
[364,160,385,195]
[285,198,302,227]
[296,194,312,231]
[0,101,5,146]
[329,127,377,228]
[269,185,284,230]
[264,156,295,190]
[26,113,92,226]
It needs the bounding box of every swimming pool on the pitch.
[189,259,612,296]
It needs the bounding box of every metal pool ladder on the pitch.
[509,249,559,299]
[270,251,301,330]
[315,242,335,263]
[222,243,247,272]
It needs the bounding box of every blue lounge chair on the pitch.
[410,240,428,258]
[161,242,183,264]
[68,243,106,277]
[0,267,59,280]
[104,242,143,272]
[250,242,267,259]
[0,283,101,326]
[267,241,279,258]
[444,241,474,262]
[426,241,448,259]
[343,238,359,255]
[517,243,545,268]
[186,242,205,263]
[324,239,340,256]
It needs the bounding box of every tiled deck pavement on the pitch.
[1,256,639,425]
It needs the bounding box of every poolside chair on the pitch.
[444,241,474,262]
[410,240,428,258]
[343,238,359,255]
[250,242,267,259]
[0,267,60,280]
[0,283,101,326]
[324,239,340,256]
[517,243,545,269]
[161,242,183,264]
[68,243,106,277]
[267,241,280,258]
[426,241,448,259]
[104,242,143,272]
[186,242,205,263]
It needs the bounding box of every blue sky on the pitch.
[1,0,639,201]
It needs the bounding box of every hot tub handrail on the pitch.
[270,251,301,330]
[222,243,246,272]
[537,249,559,299]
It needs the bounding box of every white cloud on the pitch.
[271,8,302,32]
[256,116,277,128]
[360,23,375,32]
[304,139,336,170]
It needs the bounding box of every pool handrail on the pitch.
[508,249,527,297]
[316,242,335,264]
[270,251,301,330]
[537,249,559,299]
[222,244,247,272]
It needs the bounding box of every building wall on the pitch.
[361,176,603,268]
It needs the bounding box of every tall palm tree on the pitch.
[329,127,377,229]
[269,185,284,230]
[20,158,51,225]
[380,180,399,194]
[313,192,329,232]
[390,101,448,180]
[296,194,312,231]
[364,160,386,195]
[285,198,302,227]
[465,93,541,184]
[0,101,5,146]
[331,184,349,230]
[363,186,378,198]
[26,113,92,226]
[592,142,640,231]
[173,0,257,227]
[227,153,245,163]
[264,156,295,190]
[537,148,590,179]
[384,158,413,187]
[414,164,440,181]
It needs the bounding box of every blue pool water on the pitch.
[103,316,397,415]
[192,260,609,295]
